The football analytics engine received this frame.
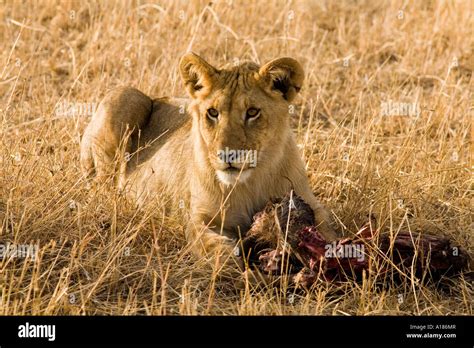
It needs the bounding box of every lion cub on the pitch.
[80,53,337,267]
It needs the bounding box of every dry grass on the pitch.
[0,0,473,315]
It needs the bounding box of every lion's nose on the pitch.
[224,158,240,167]
[222,159,242,170]
[216,148,244,169]
[226,163,241,170]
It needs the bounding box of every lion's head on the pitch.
[179,52,304,186]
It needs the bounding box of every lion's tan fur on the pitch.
[80,53,337,267]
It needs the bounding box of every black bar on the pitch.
[0,316,472,346]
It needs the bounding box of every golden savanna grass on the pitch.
[0,0,472,315]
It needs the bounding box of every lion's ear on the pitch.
[179,52,218,99]
[258,57,304,102]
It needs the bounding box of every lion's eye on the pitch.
[246,108,260,120]
[206,108,219,121]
